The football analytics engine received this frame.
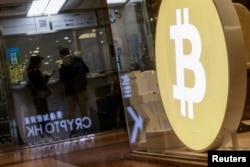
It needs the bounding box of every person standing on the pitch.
[59,48,89,137]
[27,55,53,139]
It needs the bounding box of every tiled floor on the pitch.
[7,128,250,167]
[3,158,168,167]
[2,141,168,167]
[0,130,168,167]
[4,158,76,167]
[55,142,168,167]
[2,130,249,167]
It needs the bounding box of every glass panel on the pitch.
[5,31,74,83]
[109,0,169,152]
[4,25,123,145]
[78,27,112,74]
[110,1,155,72]
[109,0,250,162]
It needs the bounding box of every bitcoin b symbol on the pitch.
[170,8,206,120]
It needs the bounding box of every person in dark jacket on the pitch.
[27,55,53,139]
[59,48,89,136]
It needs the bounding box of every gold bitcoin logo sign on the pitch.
[156,0,246,151]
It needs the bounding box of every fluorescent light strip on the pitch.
[27,0,49,16]
[44,0,66,14]
[27,0,65,16]
[107,0,127,4]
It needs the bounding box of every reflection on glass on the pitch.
[5,25,125,145]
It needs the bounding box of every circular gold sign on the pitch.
[156,0,246,151]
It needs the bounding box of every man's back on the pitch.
[60,55,89,96]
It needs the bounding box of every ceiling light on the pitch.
[78,33,96,39]
[27,0,66,16]
[107,0,127,4]
[27,0,49,16]
[44,0,66,14]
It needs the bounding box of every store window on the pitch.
[1,15,125,145]
[108,0,250,163]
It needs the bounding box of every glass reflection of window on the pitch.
[78,28,111,74]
